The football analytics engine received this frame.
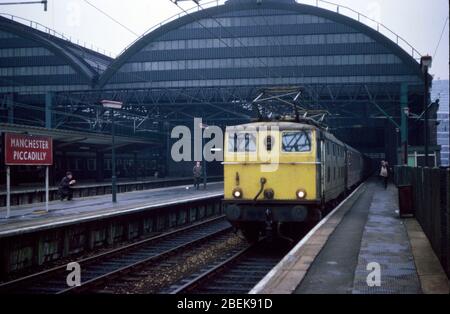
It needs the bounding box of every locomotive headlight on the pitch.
[296,189,307,199]
[263,188,274,200]
[232,188,243,199]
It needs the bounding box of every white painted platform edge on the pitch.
[249,182,366,294]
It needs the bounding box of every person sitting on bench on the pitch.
[59,171,76,201]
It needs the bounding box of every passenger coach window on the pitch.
[282,131,311,152]
[228,132,256,152]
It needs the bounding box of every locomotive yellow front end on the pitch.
[223,122,321,242]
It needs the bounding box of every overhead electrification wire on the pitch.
[81,1,253,121]
[433,16,449,60]
[1,2,255,127]
[83,0,140,37]
[197,1,282,80]
[170,0,283,81]
[170,1,318,117]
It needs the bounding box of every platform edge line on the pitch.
[249,182,366,294]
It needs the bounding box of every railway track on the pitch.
[167,240,289,294]
[0,215,232,294]
[97,230,247,294]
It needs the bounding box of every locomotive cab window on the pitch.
[228,132,256,152]
[282,131,311,152]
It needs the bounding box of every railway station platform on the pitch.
[0,182,224,276]
[251,178,450,294]
[0,182,223,236]
[0,176,222,207]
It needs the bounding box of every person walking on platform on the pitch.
[193,161,202,190]
[59,171,76,201]
[380,160,389,189]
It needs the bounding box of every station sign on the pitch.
[4,133,53,165]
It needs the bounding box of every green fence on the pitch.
[394,166,450,278]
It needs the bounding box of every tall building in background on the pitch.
[432,80,449,166]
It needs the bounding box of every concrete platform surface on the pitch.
[0,182,223,237]
[0,176,221,195]
[251,178,449,294]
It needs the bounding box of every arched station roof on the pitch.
[0,15,112,86]
[99,0,424,88]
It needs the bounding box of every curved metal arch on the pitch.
[0,16,99,85]
[99,1,424,87]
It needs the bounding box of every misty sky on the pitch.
[0,0,448,79]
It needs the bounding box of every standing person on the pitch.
[59,171,76,201]
[193,161,202,190]
[380,160,389,189]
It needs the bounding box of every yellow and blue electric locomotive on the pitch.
[223,118,368,242]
